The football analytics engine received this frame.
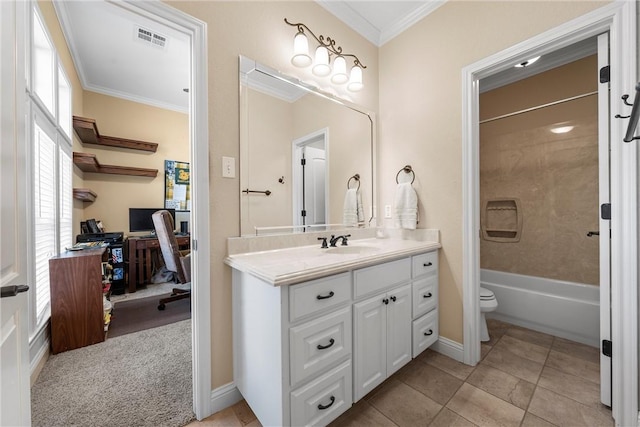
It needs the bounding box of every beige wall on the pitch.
[169,1,379,388]
[378,1,607,343]
[480,56,599,285]
[80,92,189,234]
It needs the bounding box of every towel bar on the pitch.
[395,165,415,184]
[347,174,360,190]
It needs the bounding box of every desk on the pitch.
[126,236,190,293]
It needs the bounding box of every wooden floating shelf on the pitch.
[73,152,158,178]
[73,116,158,153]
[73,188,97,202]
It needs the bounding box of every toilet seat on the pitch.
[480,287,495,301]
[479,287,498,311]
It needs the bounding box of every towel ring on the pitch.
[347,174,360,190]
[395,165,415,184]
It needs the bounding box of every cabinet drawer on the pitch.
[412,276,438,319]
[412,309,438,358]
[290,307,352,386]
[353,258,411,299]
[291,360,352,427]
[290,273,351,323]
[412,252,438,278]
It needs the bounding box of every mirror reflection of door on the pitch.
[293,129,328,229]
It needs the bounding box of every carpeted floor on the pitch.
[31,319,194,427]
[108,293,191,338]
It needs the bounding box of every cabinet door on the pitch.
[353,294,387,402]
[386,284,412,376]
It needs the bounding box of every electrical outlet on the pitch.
[384,205,392,218]
[222,156,235,178]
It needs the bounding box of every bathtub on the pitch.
[480,269,600,347]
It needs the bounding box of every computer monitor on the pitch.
[128,208,176,233]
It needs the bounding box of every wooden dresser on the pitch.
[49,248,106,354]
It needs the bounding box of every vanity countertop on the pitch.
[224,237,441,286]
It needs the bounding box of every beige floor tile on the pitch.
[419,349,476,380]
[481,344,492,360]
[545,350,599,384]
[528,387,614,427]
[446,383,524,427]
[429,408,477,427]
[329,400,397,427]
[520,412,557,427]
[397,360,463,405]
[497,335,550,364]
[551,337,600,364]
[466,363,535,409]
[505,325,554,348]
[185,407,242,427]
[538,366,602,409]
[485,318,510,346]
[483,341,544,383]
[368,379,442,426]
[231,400,258,426]
[244,420,262,427]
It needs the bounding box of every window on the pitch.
[28,4,73,338]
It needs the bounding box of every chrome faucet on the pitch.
[329,234,351,247]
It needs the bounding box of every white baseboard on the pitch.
[209,382,242,416]
[29,323,50,385]
[431,337,464,363]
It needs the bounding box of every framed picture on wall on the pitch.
[164,160,191,211]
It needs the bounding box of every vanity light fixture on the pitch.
[285,18,366,92]
[514,56,541,68]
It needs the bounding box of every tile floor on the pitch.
[186,319,611,427]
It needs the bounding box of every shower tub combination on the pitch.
[480,269,600,347]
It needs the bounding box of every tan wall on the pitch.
[480,56,599,285]
[80,92,189,234]
[480,55,599,285]
[169,1,379,388]
[378,1,607,343]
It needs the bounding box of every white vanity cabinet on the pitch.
[230,242,440,427]
[233,270,353,427]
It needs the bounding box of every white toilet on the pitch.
[480,287,498,342]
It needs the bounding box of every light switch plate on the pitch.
[222,156,235,178]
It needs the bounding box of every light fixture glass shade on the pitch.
[331,56,349,84]
[312,46,331,77]
[291,32,312,67]
[347,65,363,92]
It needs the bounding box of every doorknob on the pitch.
[1,285,29,298]
[587,231,600,237]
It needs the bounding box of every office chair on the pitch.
[152,210,191,310]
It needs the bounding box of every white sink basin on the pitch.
[325,245,380,255]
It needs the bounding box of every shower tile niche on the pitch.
[481,198,522,242]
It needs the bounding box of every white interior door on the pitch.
[303,146,326,225]
[0,0,31,424]
[597,32,611,407]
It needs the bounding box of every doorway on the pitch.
[293,128,329,229]
[461,3,637,424]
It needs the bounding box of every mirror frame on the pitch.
[239,55,376,236]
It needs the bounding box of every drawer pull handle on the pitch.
[424,329,434,336]
[390,296,397,302]
[317,338,335,350]
[316,291,335,300]
[317,396,335,410]
[383,298,389,305]
[423,262,433,267]
[423,292,433,298]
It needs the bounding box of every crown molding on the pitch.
[316,0,381,45]
[84,83,189,114]
[378,1,446,46]
[53,2,90,90]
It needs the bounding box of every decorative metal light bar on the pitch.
[285,18,366,92]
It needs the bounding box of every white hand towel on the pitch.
[394,182,418,230]
[356,190,365,223]
[343,188,358,226]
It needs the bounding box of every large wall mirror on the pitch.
[239,56,374,236]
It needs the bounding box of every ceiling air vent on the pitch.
[136,27,167,49]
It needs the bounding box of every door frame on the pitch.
[115,1,212,420]
[461,2,636,425]
[292,128,329,228]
